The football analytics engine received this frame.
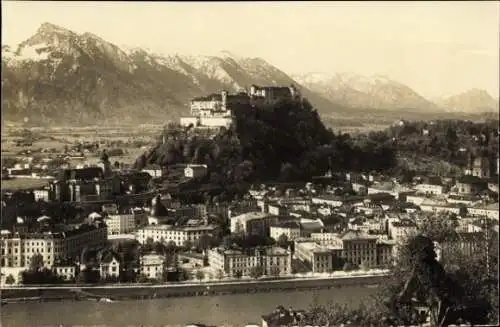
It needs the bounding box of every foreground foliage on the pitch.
[306,226,499,326]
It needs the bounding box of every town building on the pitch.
[207,246,292,278]
[465,157,491,179]
[136,224,217,247]
[105,212,137,235]
[294,240,340,273]
[230,212,279,236]
[53,264,76,281]
[50,167,120,202]
[467,203,500,220]
[33,187,51,202]
[140,253,165,280]
[376,239,396,266]
[269,221,301,241]
[184,164,208,179]
[414,182,446,196]
[120,171,152,194]
[0,223,108,269]
[142,165,163,178]
[387,218,418,243]
[340,230,379,267]
[265,203,288,216]
[310,233,343,247]
[454,176,488,195]
[99,252,120,280]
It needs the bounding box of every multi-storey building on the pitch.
[184,164,208,179]
[50,167,120,202]
[53,264,76,281]
[468,203,499,220]
[99,252,120,280]
[33,187,51,202]
[105,212,137,235]
[207,246,292,278]
[230,212,279,236]
[270,221,301,241]
[465,157,491,179]
[142,164,163,178]
[376,239,396,267]
[249,84,300,105]
[414,183,445,196]
[266,203,289,216]
[310,233,343,247]
[294,240,340,273]
[181,91,250,128]
[189,90,250,117]
[0,223,108,269]
[340,230,379,267]
[387,218,418,243]
[140,253,166,280]
[136,224,217,247]
[294,233,394,271]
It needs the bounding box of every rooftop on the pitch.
[295,240,335,253]
[192,93,222,102]
[391,219,417,228]
[457,175,487,185]
[230,211,273,223]
[140,224,216,232]
[59,167,104,181]
[340,229,379,241]
[270,220,301,229]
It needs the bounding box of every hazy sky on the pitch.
[2,1,499,98]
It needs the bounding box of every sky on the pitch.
[2,1,499,99]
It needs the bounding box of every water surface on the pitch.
[1,285,378,326]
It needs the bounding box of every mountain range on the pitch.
[2,23,498,125]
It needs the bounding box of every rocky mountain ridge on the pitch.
[2,23,497,125]
[293,72,499,113]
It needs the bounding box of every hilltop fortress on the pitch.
[180,84,301,128]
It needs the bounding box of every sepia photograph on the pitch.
[1,1,499,326]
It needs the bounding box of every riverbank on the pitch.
[1,273,389,303]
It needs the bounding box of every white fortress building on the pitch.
[180,84,301,128]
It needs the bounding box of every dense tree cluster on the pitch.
[134,99,398,199]
[385,119,499,170]
[20,253,66,284]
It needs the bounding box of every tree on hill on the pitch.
[134,99,398,200]
[30,253,44,272]
[197,234,213,252]
[195,270,205,282]
[5,274,15,285]
[249,265,264,279]
[277,234,289,249]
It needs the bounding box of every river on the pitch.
[1,285,378,326]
